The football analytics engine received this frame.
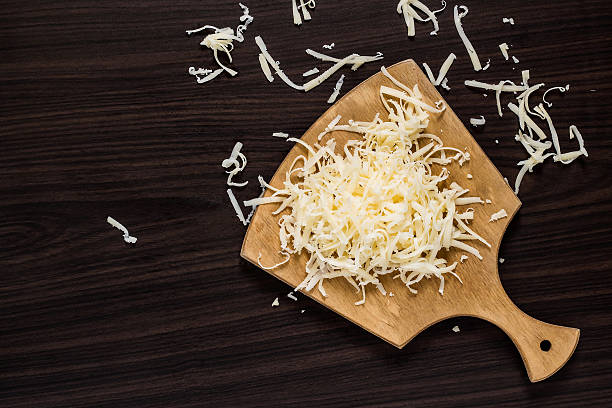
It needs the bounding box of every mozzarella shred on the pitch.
[327,74,345,104]
[292,0,315,25]
[454,5,482,71]
[499,42,510,60]
[222,142,248,187]
[397,0,444,37]
[255,36,382,93]
[489,209,508,222]
[186,3,253,81]
[107,216,138,244]
[424,53,457,87]
[302,67,320,77]
[470,115,485,126]
[542,85,570,107]
[227,189,247,225]
[245,67,489,304]
[258,54,274,82]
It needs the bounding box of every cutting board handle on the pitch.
[478,291,580,382]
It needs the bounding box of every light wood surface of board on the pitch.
[241,60,579,382]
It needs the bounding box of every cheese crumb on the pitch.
[489,209,508,222]
[467,173,473,179]
[322,43,335,50]
[452,325,460,333]
[107,216,137,244]
[499,257,505,263]
[460,255,468,262]
[273,132,289,138]
[502,17,515,25]
[389,292,394,297]
[327,74,345,104]
[272,297,280,307]
[495,139,499,144]
[485,199,492,204]
[302,67,320,77]
[499,43,510,60]
[287,292,298,301]
[470,115,485,127]
[512,56,520,64]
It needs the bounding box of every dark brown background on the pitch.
[1,1,611,407]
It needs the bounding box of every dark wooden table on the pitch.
[1,1,611,407]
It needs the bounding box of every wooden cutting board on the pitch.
[241,60,579,382]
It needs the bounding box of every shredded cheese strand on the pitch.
[107,216,137,244]
[454,5,481,71]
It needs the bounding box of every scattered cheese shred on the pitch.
[227,189,247,225]
[186,3,253,81]
[287,292,298,301]
[542,85,570,107]
[273,132,289,138]
[292,0,315,25]
[482,59,491,71]
[485,199,492,204]
[499,42,510,60]
[441,77,451,91]
[489,209,508,222]
[272,297,280,307]
[258,53,274,82]
[255,36,382,93]
[107,216,137,244]
[499,257,505,263]
[502,17,515,25]
[424,53,457,87]
[246,67,489,303]
[222,142,248,187]
[512,55,520,64]
[467,173,473,179]
[454,5,481,71]
[323,43,335,50]
[327,74,345,104]
[460,255,468,262]
[302,67,320,77]
[452,325,460,332]
[397,0,446,37]
[470,116,485,127]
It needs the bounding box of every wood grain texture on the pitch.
[242,59,578,382]
[0,0,611,406]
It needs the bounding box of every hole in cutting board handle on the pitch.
[540,340,552,352]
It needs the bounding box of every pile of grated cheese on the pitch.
[245,67,490,304]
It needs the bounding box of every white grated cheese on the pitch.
[441,77,451,91]
[489,209,508,222]
[302,67,320,77]
[553,125,588,164]
[467,173,473,179]
[327,74,345,104]
[227,189,247,225]
[454,5,482,71]
[292,0,315,25]
[322,43,335,50]
[542,85,570,107]
[186,3,253,80]
[499,43,510,60]
[222,142,248,187]
[424,53,457,88]
[512,55,520,64]
[287,292,298,301]
[485,199,492,204]
[273,132,289,138]
[482,59,491,71]
[246,67,490,303]
[258,53,274,82]
[107,216,137,244]
[499,257,505,263]
[460,255,468,262]
[470,115,485,127]
[502,17,515,25]
[397,0,446,37]
[272,297,280,307]
[255,36,305,90]
[495,139,499,144]
[452,325,460,332]
[389,292,395,297]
